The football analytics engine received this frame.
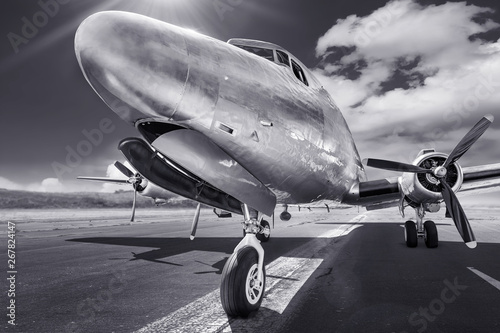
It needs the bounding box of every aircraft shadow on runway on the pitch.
[66,235,315,270]
[66,219,494,273]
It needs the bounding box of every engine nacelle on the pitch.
[119,137,243,214]
[138,181,175,206]
[399,151,463,205]
[280,211,291,221]
[139,181,170,200]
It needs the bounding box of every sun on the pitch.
[114,0,218,32]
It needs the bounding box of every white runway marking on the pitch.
[134,214,366,333]
[468,267,500,291]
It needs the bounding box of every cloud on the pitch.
[28,178,65,192]
[314,0,500,170]
[0,177,68,192]
[0,177,23,191]
[0,161,137,193]
[316,0,498,66]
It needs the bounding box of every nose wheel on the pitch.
[221,204,267,317]
[220,245,266,317]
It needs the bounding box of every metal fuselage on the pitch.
[75,11,366,208]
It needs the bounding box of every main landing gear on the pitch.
[220,204,268,317]
[404,205,438,248]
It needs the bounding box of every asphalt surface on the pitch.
[1,206,500,333]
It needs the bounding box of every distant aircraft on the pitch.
[75,11,500,317]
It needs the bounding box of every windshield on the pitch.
[234,45,274,62]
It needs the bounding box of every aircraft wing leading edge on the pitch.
[459,163,500,194]
[344,163,500,210]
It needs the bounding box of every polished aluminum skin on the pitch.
[75,11,366,208]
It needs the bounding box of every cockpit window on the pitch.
[234,44,274,62]
[276,50,289,66]
[291,59,308,86]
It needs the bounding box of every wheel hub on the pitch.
[262,225,270,237]
[246,264,262,305]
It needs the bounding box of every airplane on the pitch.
[74,11,500,317]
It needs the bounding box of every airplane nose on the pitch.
[75,11,189,123]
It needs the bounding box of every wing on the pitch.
[284,200,351,212]
[343,163,500,211]
[459,163,500,194]
[342,177,401,211]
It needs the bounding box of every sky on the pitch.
[0,0,499,194]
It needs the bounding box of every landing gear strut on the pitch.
[404,205,438,248]
[242,219,270,242]
[220,204,266,317]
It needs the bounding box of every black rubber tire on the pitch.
[424,220,439,248]
[220,246,265,317]
[256,220,271,243]
[404,220,418,248]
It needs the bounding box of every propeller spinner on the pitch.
[363,115,494,248]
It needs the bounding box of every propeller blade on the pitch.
[114,161,135,178]
[77,176,129,184]
[444,115,494,168]
[130,186,137,222]
[363,158,432,173]
[190,203,201,240]
[440,181,476,248]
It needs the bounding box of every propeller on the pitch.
[363,115,494,248]
[114,161,135,178]
[113,161,144,222]
[76,176,129,183]
[78,161,145,222]
[440,181,476,248]
[363,158,433,174]
[443,115,494,168]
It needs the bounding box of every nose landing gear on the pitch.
[220,204,267,317]
[242,219,270,242]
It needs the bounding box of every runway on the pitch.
[1,206,500,332]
